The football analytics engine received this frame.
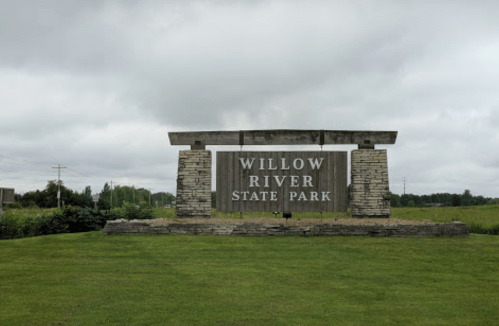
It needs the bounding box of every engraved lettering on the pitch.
[281,158,290,170]
[293,158,304,170]
[308,158,324,169]
[273,176,287,187]
[239,158,255,169]
[249,176,260,187]
[268,158,278,170]
[303,175,313,187]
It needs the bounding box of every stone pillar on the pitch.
[175,150,212,218]
[350,149,391,218]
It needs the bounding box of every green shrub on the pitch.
[468,222,499,235]
[0,204,159,240]
[50,206,108,233]
[121,201,155,220]
[4,201,23,210]
[0,212,41,239]
[407,200,415,207]
[0,206,142,240]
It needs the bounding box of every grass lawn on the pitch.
[1,232,498,325]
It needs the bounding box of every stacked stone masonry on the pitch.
[350,149,391,218]
[176,150,212,218]
[103,219,469,237]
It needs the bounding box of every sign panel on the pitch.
[216,151,347,212]
[0,188,15,204]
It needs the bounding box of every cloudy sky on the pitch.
[1,0,498,198]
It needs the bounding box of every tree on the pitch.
[97,182,111,210]
[487,198,499,205]
[400,194,411,207]
[407,200,415,207]
[84,186,92,198]
[451,194,461,207]
[390,192,400,207]
[461,189,472,206]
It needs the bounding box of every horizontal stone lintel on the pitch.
[170,130,397,146]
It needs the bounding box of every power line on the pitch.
[0,155,56,165]
[52,164,67,209]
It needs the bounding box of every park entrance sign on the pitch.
[168,130,397,218]
[216,151,347,212]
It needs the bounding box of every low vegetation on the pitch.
[0,202,154,240]
[391,205,499,235]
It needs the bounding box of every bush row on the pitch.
[467,222,499,235]
[0,202,154,240]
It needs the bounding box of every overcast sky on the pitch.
[1,0,498,198]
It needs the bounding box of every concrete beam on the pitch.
[168,130,397,146]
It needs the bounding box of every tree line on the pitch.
[10,182,498,210]
[390,190,499,207]
[95,183,174,210]
[12,181,175,209]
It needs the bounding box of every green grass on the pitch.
[391,205,499,227]
[392,205,499,234]
[1,232,498,325]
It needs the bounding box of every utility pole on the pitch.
[149,188,152,206]
[52,164,66,208]
[403,177,406,195]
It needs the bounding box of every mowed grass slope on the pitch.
[1,232,498,325]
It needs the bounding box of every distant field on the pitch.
[1,232,498,325]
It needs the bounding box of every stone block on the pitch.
[176,150,212,218]
[350,149,391,218]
